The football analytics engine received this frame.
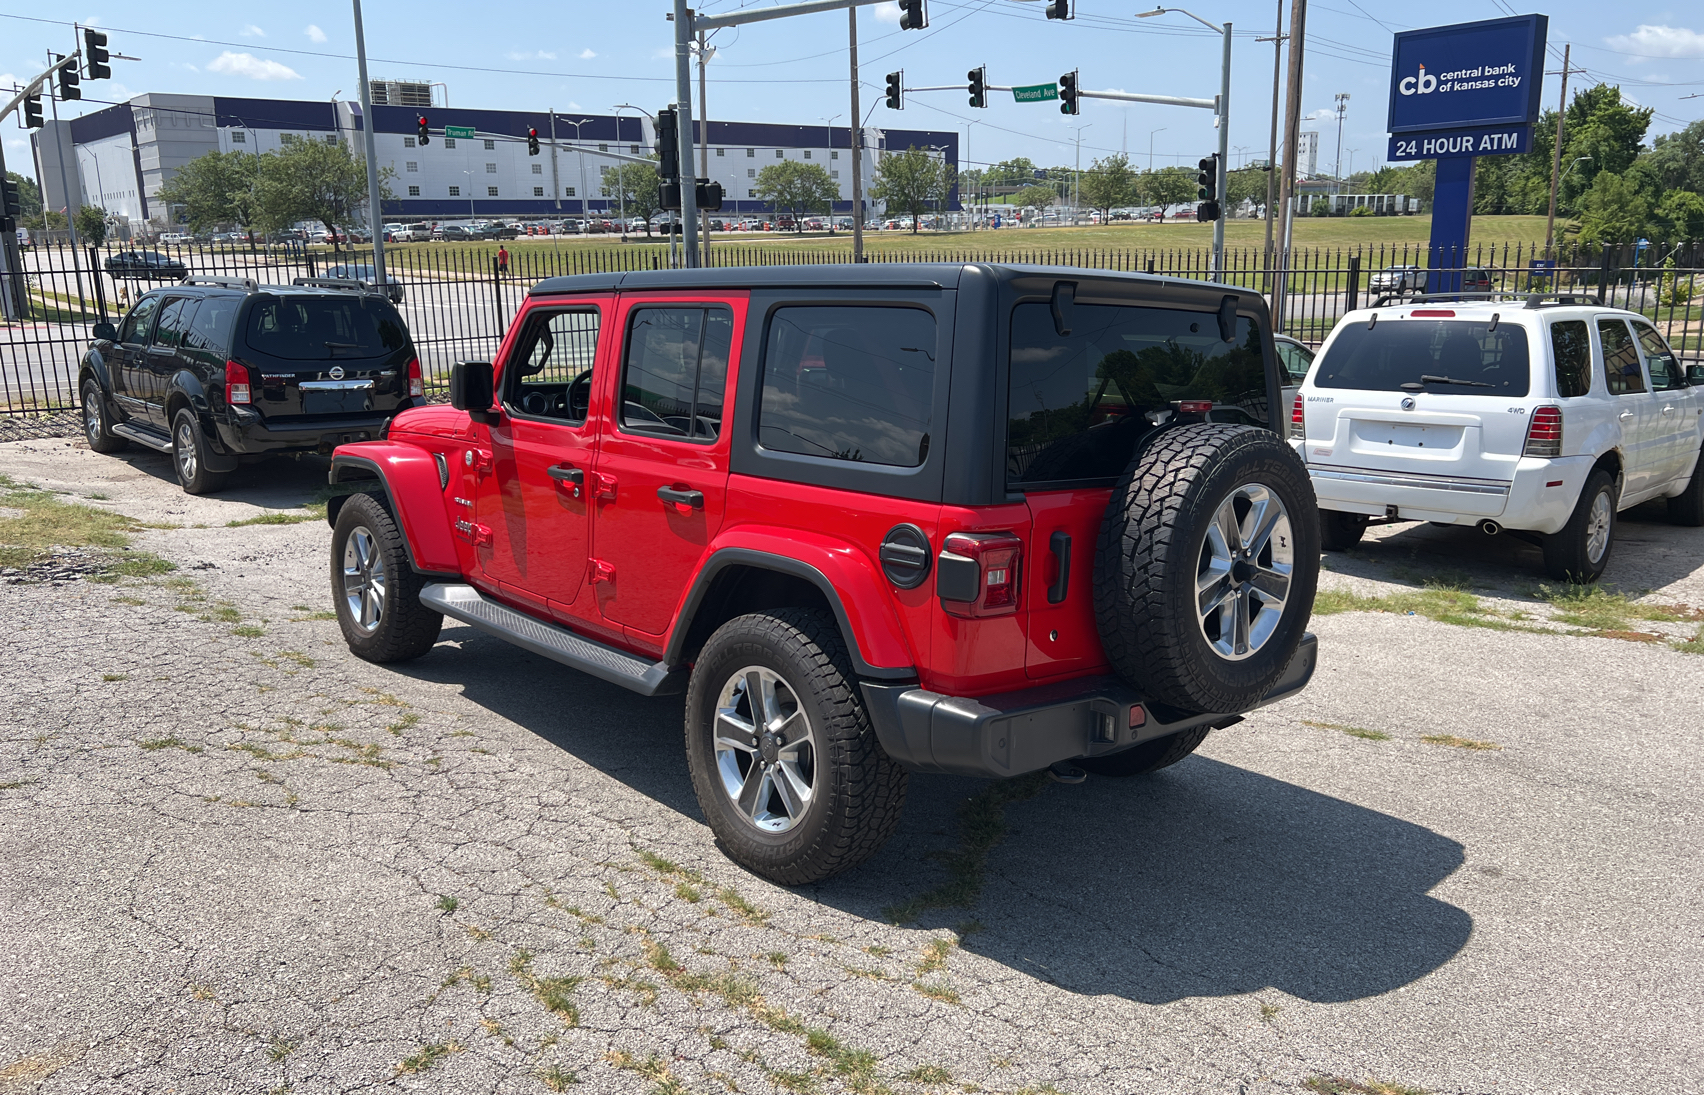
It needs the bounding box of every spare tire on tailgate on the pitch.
[1094,423,1319,714]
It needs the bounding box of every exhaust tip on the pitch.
[1478,520,1502,536]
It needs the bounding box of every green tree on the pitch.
[1012,183,1055,210]
[1225,168,1268,215]
[74,204,110,247]
[6,171,42,219]
[156,151,259,233]
[1573,170,1650,246]
[986,157,1038,187]
[1647,119,1704,196]
[1140,166,1196,211]
[601,159,662,235]
[1653,189,1704,242]
[1079,153,1136,219]
[871,146,955,233]
[253,137,392,250]
[754,160,839,231]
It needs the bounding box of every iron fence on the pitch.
[4,236,1701,439]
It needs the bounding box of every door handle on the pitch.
[657,485,705,509]
[1047,531,1072,604]
[1663,405,1675,415]
[1619,410,1635,421]
[547,464,584,483]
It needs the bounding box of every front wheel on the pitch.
[1668,451,1704,527]
[171,408,227,495]
[330,493,443,662]
[1543,468,1616,583]
[684,608,907,886]
[81,378,127,454]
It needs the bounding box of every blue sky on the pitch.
[4,0,1702,181]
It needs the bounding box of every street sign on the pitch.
[445,125,476,139]
[1012,83,1059,104]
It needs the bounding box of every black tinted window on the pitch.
[1316,319,1530,396]
[119,295,162,345]
[621,307,733,441]
[184,294,241,354]
[1634,322,1683,392]
[152,298,195,350]
[1008,302,1267,488]
[1550,321,1592,398]
[244,296,407,360]
[1598,319,1645,396]
[758,306,936,467]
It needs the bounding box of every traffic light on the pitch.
[57,55,81,101]
[84,29,110,81]
[1,178,21,220]
[527,127,540,156]
[899,0,927,30]
[1058,70,1079,116]
[655,106,680,183]
[1047,0,1073,19]
[23,93,44,129]
[1195,154,1221,222]
[417,115,430,145]
[885,71,904,110]
[967,66,986,109]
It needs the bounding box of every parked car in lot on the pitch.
[79,274,423,494]
[438,225,475,242]
[322,264,1320,883]
[1294,294,1704,580]
[1370,265,1425,294]
[1461,267,1495,292]
[104,250,189,281]
[323,263,405,304]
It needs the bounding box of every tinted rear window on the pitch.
[1315,319,1530,396]
[1550,320,1592,398]
[244,296,408,360]
[758,306,936,468]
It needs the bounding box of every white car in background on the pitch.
[1291,295,1704,582]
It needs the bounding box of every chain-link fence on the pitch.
[4,236,1700,439]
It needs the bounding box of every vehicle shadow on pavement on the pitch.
[102,447,335,511]
[395,628,1471,1007]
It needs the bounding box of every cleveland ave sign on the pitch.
[1012,83,1059,104]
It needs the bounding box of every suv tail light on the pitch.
[225,359,251,405]
[937,531,1023,619]
[407,357,424,398]
[1290,392,1305,439]
[1524,405,1563,457]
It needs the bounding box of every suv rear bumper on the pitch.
[862,634,1318,779]
[214,402,415,457]
[1306,456,1593,535]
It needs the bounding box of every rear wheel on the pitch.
[1319,509,1368,551]
[1543,469,1617,583]
[330,493,443,662]
[685,608,907,886]
[1668,452,1704,527]
[171,408,227,495]
[81,378,127,454]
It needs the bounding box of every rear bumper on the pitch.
[214,402,415,456]
[862,634,1318,779]
[1308,456,1591,534]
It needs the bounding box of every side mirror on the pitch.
[91,321,118,342]
[1688,364,1704,386]
[450,361,497,424]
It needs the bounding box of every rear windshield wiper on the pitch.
[324,341,361,356]
[1401,374,1494,390]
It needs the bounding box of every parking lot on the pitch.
[2,436,1701,1095]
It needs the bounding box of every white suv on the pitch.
[1291,295,1704,582]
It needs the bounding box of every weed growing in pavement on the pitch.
[0,780,36,790]
[916,938,953,974]
[764,951,788,969]
[718,886,769,926]
[226,512,315,527]
[231,625,265,639]
[1303,1076,1430,1095]
[883,772,1051,925]
[188,983,215,1001]
[904,1065,954,1084]
[1537,585,1703,630]
[101,673,128,682]
[437,895,459,914]
[1422,734,1502,751]
[266,1037,297,1061]
[1675,627,1704,655]
[912,979,961,1005]
[394,1042,462,1075]
[675,881,702,903]
[537,1064,579,1089]
[1303,719,1391,741]
[1313,583,1531,631]
[139,738,204,754]
[863,944,892,958]
[1260,1002,1281,1022]
[607,1051,684,1092]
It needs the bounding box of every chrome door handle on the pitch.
[1662,405,1675,415]
[1619,411,1635,420]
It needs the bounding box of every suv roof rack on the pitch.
[1369,290,1592,309]
[182,275,258,291]
[290,276,384,294]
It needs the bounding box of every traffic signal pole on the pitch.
[1215,21,1231,280]
[351,0,387,288]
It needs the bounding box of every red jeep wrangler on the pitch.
[325,265,1320,883]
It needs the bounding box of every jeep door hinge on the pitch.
[589,558,616,583]
[454,518,493,546]
[462,447,494,477]
[592,472,618,499]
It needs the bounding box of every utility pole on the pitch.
[849,7,865,262]
[697,30,712,256]
[1274,0,1307,329]
[1544,43,1576,261]
[351,0,387,286]
[1332,92,1349,197]
[671,0,700,266]
[549,109,561,216]
[1260,0,1285,283]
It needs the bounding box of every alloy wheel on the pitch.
[1586,489,1613,565]
[84,398,102,445]
[174,420,198,482]
[341,526,387,633]
[1195,482,1294,661]
[713,665,818,833]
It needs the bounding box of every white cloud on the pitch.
[304,24,326,43]
[578,48,596,59]
[872,2,901,23]
[1605,24,1704,58]
[508,50,557,61]
[1305,108,1335,121]
[240,24,266,37]
[207,51,302,80]
[568,101,582,111]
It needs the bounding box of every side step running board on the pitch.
[111,422,174,452]
[420,583,685,697]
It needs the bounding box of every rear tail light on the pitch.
[1290,392,1305,439]
[225,359,251,405]
[1524,405,1563,457]
[407,357,424,398]
[937,531,1023,619]
[1177,399,1215,414]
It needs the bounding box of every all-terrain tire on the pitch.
[1094,423,1320,714]
[1078,725,1213,778]
[171,408,228,495]
[684,608,907,886]
[1668,450,1704,527]
[330,492,443,662]
[1319,509,1368,551]
[1543,468,1617,583]
[81,378,128,453]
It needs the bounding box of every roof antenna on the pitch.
[1051,281,1076,337]
[1488,312,1499,333]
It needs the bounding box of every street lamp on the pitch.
[1147,126,1166,173]
[613,105,657,243]
[559,117,597,240]
[1069,124,1092,226]
[1137,6,1232,280]
[1332,92,1350,195]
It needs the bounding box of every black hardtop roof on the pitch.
[528,262,1267,301]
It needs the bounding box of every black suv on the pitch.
[79,275,423,494]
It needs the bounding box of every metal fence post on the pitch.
[1598,247,1612,305]
[87,247,107,322]
[1345,254,1360,314]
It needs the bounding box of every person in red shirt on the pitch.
[497,245,510,275]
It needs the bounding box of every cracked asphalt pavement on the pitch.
[2,437,1701,1095]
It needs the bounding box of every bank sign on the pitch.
[1385,14,1547,162]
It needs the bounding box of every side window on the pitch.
[118,295,163,345]
[184,295,240,354]
[757,306,937,467]
[1276,341,1313,382]
[1549,320,1592,398]
[1598,319,1646,396]
[620,306,734,441]
[152,298,197,351]
[504,309,601,422]
[1632,322,1683,392]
